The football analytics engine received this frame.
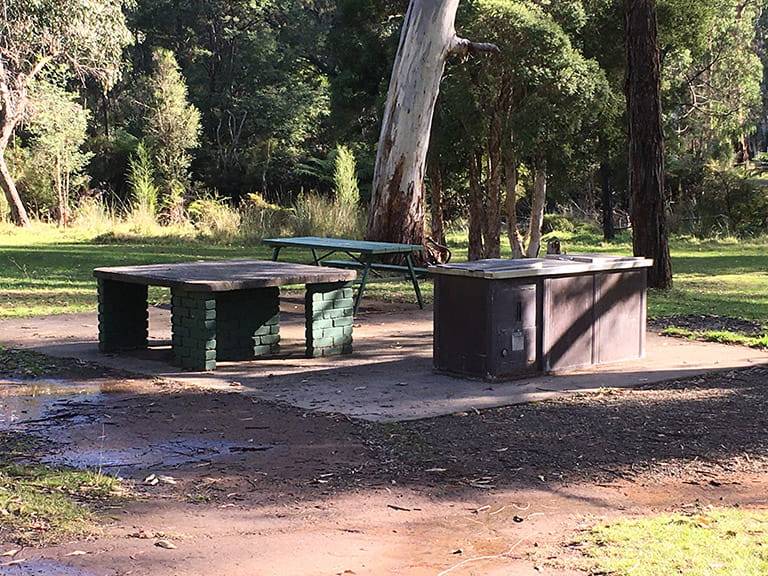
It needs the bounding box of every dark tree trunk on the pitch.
[467,149,484,260]
[503,153,525,258]
[600,160,615,241]
[427,159,446,245]
[483,105,504,259]
[525,160,547,258]
[625,0,672,288]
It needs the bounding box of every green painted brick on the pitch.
[256,334,280,346]
[185,349,217,362]
[333,334,352,346]
[252,324,273,336]
[328,307,353,319]
[252,344,277,356]
[311,324,347,336]
[188,309,216,320]
[332,317,353,328]
[321,346,345,356]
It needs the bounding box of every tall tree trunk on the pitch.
[367,0,496,251]
[426,158,446,245]
[503,153,525,258]
[0,124,31,226]
[625,0,672,288]
[600,160,615,240]
[525,161,547,258]
[467,149,484,261]
[483,107,504,258]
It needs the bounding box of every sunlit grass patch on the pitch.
[0,463,127,545]
[581,509,768,576]
[661,327,768,349]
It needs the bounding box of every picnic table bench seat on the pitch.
[263,236,428,313]
[320,259,430,276]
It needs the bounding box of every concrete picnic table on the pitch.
[93,259,357,370]
[262,236,426,313]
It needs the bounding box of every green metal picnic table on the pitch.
[262,236,426,313]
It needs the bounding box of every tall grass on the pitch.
[333,144,360,207]
[292,192,366,239]
[239,192,295,240]
[0,189,9,223]
[127,141,158,217]
[70,195,117,236]
[188,193,242,243]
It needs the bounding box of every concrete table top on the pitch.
[93,259,357,292]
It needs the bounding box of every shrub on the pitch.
[239,193,295,241]
[542,213,577,234]
[697,165,768,237]
[333,145,360,206]
[188,193,241,242]
[127,141,158,217]
[292,192,366,239]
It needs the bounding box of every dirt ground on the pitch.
[2,313,768,575]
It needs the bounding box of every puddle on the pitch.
[0,560,109,576]
[0,379,102,429]
[42,438,275,476]
[2,378,276,477]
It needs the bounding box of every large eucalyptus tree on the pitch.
[366,0,496,250]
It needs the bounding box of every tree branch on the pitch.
[449,37,500,57]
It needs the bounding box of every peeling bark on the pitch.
[367,0,496,254]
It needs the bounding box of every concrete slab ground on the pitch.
[2,297,766,422]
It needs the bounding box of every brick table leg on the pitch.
[97,279,148,352]
[171,288,218,370]
[216,288,280,360]
[305,282,354,357]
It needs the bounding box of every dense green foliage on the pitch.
[1,0,767,242]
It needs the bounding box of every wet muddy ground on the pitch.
[3,356,768,575]
[2,307,768,575]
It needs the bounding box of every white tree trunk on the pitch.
[367,0,495,251]
[367,0,460,247]
[0,124,31,227]
[525,163,547,258]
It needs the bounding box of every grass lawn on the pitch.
[0,224,273,319]
[582,509,768,576]
[1,224,767,342]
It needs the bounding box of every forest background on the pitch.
[1,0,767,260]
